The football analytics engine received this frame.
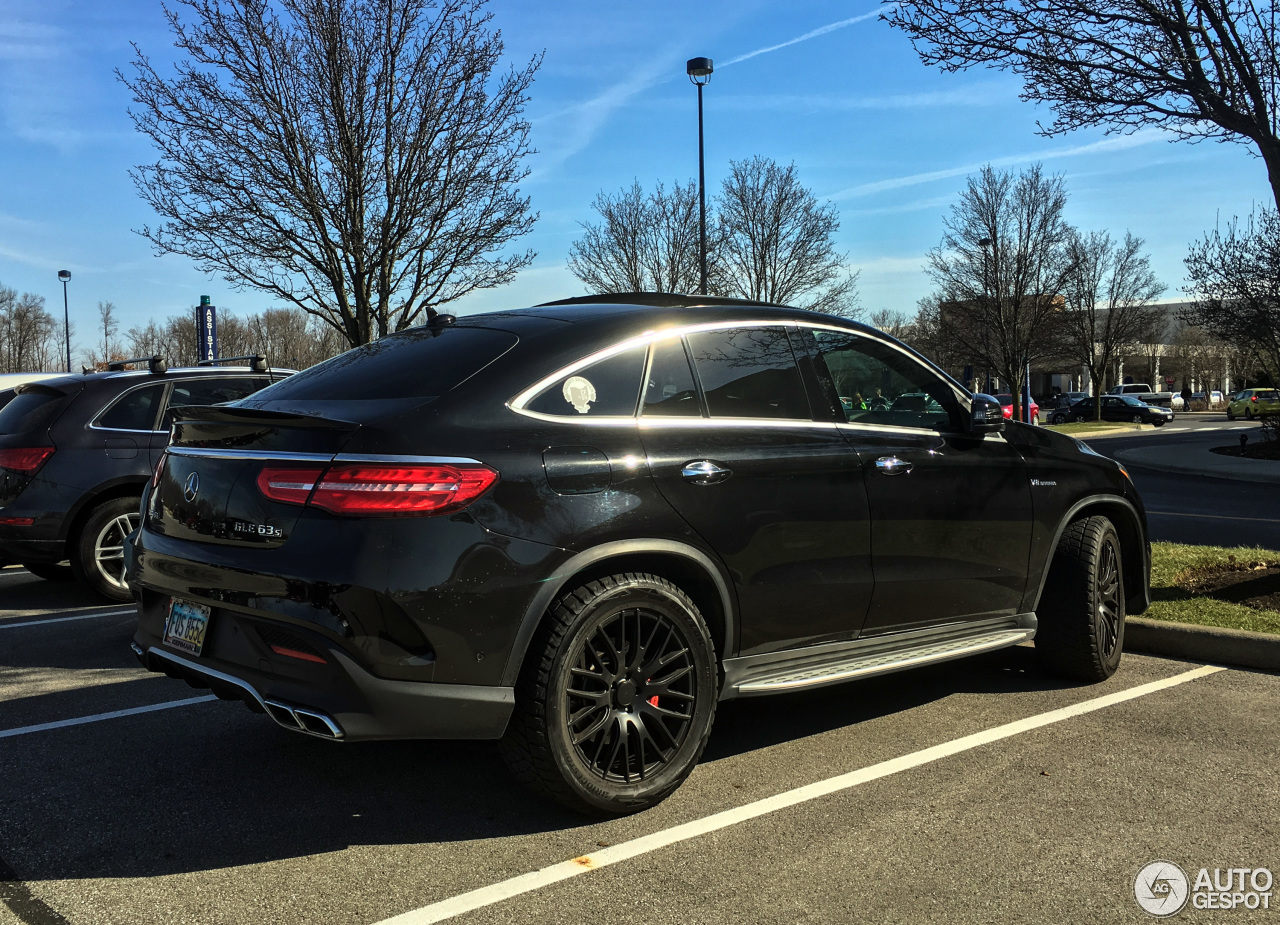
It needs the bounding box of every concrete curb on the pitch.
[1125,616,1280,673]
[1114,444,1280,485]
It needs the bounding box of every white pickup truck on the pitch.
[1106,383,1174,407]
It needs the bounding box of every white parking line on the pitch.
[375,664,1224,925]
[0,695,217,739]
[0,609,135,630]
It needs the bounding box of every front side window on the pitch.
[524,346,647,417]
[685,326,809,420]
[96,383,166,432]
[810,329,960,432]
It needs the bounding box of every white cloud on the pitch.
[711,86,1005,113]
[719,7,889,68]
[827,129,1167,200]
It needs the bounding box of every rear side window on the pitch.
[643,337,701,417]
[254,327,517,401]
[168,377,266,414]
[0,387,70,435]
[686,327,810,420]
[524,346,646,417]
[97,383,166,431]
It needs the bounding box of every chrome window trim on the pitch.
[89,373,271,435]
[167,447,335,462]
[88,380,170,434]
[333,453,483,466]
[640,417,838,430]
[507,317,976,426]
[166,446,482,466]
[835,421,967,439]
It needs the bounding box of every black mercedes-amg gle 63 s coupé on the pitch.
[128,295,1150,814]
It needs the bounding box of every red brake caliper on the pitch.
[647,678,658,707]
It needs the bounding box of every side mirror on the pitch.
[969,393,1006,434]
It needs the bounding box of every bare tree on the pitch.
[567,180,703,294]
[128,306,346,369]
[0,286,59,372]
[867,308,911,340]
[1065,231,1165,419]
[1182,210,1280,384]
[121,0,540,347]
[885,0,1280,210]
[88,298,122,368]
[927,163,1076,420]
[715,157,860,317]
[907,294,971,373]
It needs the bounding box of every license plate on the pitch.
[163,599,211,656]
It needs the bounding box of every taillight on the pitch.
[0,447,55,474]
[151,453,167,489]
[257,467,326,505]
[256,463,498,516]
[311,464,498,516]
[1251,395,1258,402]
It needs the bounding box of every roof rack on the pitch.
[107,355,168,374]
[536,292,790,309]
[197,354,269,372]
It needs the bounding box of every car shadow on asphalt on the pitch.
[0,645,1084,883]
[0,570,108,614]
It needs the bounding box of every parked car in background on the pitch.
[128,294,1151,816]
[1069,394,1172,426]
[994,393,1039,422]
[1044,392,1090,425]
[0,356,290,599]
[1226,388,1280,420]
[1107,383,1174,407]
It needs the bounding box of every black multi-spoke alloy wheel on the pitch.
[501,573,717,815]
[1035,515,1124,682]
[71,496,142,602]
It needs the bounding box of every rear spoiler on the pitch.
[173,404,360,431]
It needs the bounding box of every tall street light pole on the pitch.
[977,238,992,394]
[687,57,713,296]
[57,270,71,373]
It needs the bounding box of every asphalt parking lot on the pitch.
[2,566,1277,924]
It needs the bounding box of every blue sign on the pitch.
[196,300,218,362]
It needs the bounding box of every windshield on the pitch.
[0,385,71,435]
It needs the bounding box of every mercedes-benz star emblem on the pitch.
[183,471,200,503]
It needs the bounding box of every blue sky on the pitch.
[0,0,1270,362]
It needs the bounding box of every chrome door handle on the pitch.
[681,460,733,485]
[874,456,913,476]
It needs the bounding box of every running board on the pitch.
[722,614,1037,698]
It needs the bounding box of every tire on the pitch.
[71,497,142,602]
[1131,414,1143,424]
[1153,419,1165,427]
[1246,408,1254,420]
[500,572,718,815]
[1051,412,1067,425]
[1226,410,1235,421]
[1035,515,1124,683]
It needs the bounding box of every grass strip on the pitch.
[1141,541,1280,636]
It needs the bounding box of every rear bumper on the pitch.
[131,635,515,741]
[0,533,64,564]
